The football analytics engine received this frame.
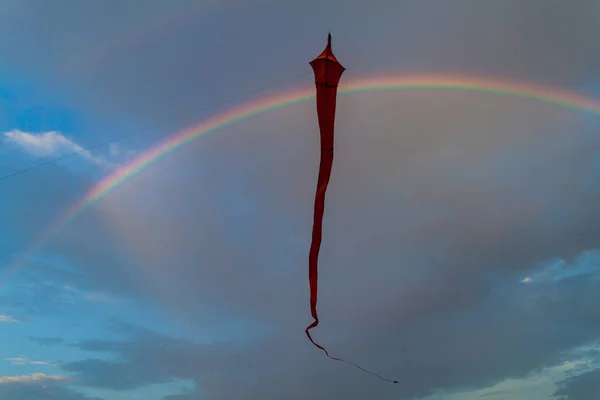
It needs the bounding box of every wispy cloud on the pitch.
[83,291,122,304]
[0,315,18,323]
[0,373,68,384]
[522,250,600,285]
[63,285,122,305]
[6,357,55,367]
[28,337,64,346]
[419,346,600,400]
[108,142,137,160]
[2,130,113,167]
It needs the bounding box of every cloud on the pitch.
[5,2,600,398]
[6,356,55,366]
[2,130,112,167]
[82,291,122,305]
[0,315,18,323]
[63,359,171,391]
[0,373,68,384]
[30,85,600,399]
[63,283,123,305]
[108,143,120,157]
[55,261,600,400]
[164,392,198,400]
[0,259,124,320]
[480,390,509,397]
[526,251,600,284]
[0,380,97,400]
[416,345,600,400]
[555,367,600,400]
[108,143,137,161]
[29,337,65,346]
[65,283,123,305]
[0,276,81,317]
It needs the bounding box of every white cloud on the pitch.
[6,357,54,366]
[6,357,30,366]
[0,315,18,323]
[521,250,600,286]
[83,291,121,304]
[63,285,78,293]
[0,373,68,384]
[62,285,121,305]
[2,130,111,167]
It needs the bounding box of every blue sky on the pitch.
[3,1,600,399]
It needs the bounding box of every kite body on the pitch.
[306,32,345,346]
[305,34,397,384]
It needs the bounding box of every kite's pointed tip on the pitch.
[393,381,399,384]
[327,32,332,46]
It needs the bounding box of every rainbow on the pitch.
[5,73,600,287]
[70,73,600,218]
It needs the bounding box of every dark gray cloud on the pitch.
[27,84,600,398]
[55,89,600,314]
[5,1,600,399]
[163,389,199,400]
[49,266,600,399]
[18,83,600,399]
[164,394,196,400]
[0,381,99,400]
[63,359,172,391]
[29,337,65,346]
[555,367,600,400]
[3,0,600,145]
[480,390,510,397]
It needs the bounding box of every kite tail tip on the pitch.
[393,381,398,384]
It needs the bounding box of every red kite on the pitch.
[305,33,398,384]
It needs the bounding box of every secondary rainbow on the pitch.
[5,73,600,287]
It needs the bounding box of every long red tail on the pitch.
[305,147,398,384]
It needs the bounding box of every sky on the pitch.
[2,0,600,399]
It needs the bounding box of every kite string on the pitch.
[305,325,398,384]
